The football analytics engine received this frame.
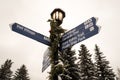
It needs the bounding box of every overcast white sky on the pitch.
[0,0,120,80]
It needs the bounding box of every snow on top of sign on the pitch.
[9,23,16,30]
[94,17,98,22]
[98,25,101,33]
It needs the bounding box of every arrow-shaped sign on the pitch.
[10,23,50,46]
[60,25,99,50]
[60,17,100,50]
[61,17,98,42]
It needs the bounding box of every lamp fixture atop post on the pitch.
[51,8,65,26]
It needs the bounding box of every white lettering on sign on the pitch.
[24,28,36,35]
[78,36,85,42]
[62,29,79,41]
[66,29,76,36]
[70,38,77,46]
[77,32,85,37]
[89,26,94,31]
[44,36,50,42]
[62,31,86,50]
[62,34,72,41]
[62,36,86,50]
[73,30,79,35]
[62,40,68,46]
[16,24,36,35]
[69,36,77,42]
[62,42,70,50]
[68,36,77,46]
[84,18,95,33]
[17,25,24,30]
[85,22,93,29]
[84,18,92,25]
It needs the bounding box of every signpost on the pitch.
[10,17,100,72]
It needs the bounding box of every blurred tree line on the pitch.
[0,44,119,80]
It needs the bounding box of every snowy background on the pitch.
[0,0,120,80]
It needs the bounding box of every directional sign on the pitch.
[61,17,98,42]
[42,48,51,72]
[60,17,100,50]
[10,23,50,46]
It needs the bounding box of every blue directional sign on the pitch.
[61,17,98,42]
[10,23,50,46]
[60,17,99,50]
[42,48,51,72]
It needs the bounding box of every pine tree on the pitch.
[117,68,120,80]
[94,45,115,80]
[13,65,30,80]
[0,59,13,80]
[60,47,80,80]
[77,44,96,80]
